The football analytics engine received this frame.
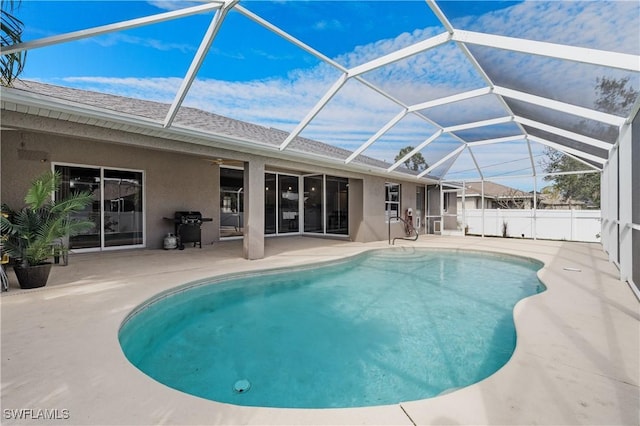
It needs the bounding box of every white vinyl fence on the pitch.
[462,209,601,242]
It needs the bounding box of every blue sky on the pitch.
[15,1,640,190]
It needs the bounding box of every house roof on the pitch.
[6,80,399,171]
[457,181,533,199]
[3,79,433,181]
[1,1,639,184]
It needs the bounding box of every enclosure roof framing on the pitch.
[2,0,639,182]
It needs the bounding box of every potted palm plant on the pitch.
[0,170,94,288]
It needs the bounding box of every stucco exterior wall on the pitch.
[357,176,387,242]
[348,178,364,242]
[1,131,219,249]
[401,182,418,218]
[355,177,420,242]
[1,112,436,253]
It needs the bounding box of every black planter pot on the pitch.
[14,263,52,289]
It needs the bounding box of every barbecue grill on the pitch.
[168,211,212,249]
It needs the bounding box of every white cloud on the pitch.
[64,76,182,103]
[90,32,196,53]
[455,0,639,55]
[313,19,344,31]
[146,1,206,12]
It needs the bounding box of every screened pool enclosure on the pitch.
[1,0,639,291]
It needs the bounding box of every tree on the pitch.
[541,147,601,207]
[1,0,26,86]
[395,146,428,172]
[542,77,638,208]
[594,76,638,114]
[494,188,531,209]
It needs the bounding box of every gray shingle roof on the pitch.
[12,80,411,174]
[461,181,533,198]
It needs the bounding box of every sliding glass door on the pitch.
[265,172,301,235]
[265,173,348,236]
[55,164,144,250]
[302,175,349,235]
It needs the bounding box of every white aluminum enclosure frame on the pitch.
[2,0,639,291]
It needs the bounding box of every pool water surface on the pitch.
[119,248,544,408]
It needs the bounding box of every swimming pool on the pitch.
[119,248,544,408]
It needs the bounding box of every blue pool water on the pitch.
[119,248,544,408]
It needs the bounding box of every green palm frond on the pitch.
[24,170,60,210]
[50,192,93,216]
[0,0,27,86]
[2,171,94,266]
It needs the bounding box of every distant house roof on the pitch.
[8,80,425,178]
[538,197,586,207]
[457,181,533,199]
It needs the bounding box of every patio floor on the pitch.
[1,236,638,425]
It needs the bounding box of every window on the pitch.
[385,183,400,221]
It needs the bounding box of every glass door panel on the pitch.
[220,168,244,238]
[326,176,348,235]
[103,169,143,247]
[416,186,425,232]
[304,175,323,233]
[279,175,299,233]
[55,165,101,249]
[265,173,277,235]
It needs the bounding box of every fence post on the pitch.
[481,180,485,238]
[533,177,537,240]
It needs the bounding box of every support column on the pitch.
[618,124,632,282]
[439,185,444,232]
[533,177,537,240]
[243,160,265,260]
[607,146,619,265]
[462,181,466,235]
[481,180,485,238]
[601,163,609,253]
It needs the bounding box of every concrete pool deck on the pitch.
[1,236,638,425]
